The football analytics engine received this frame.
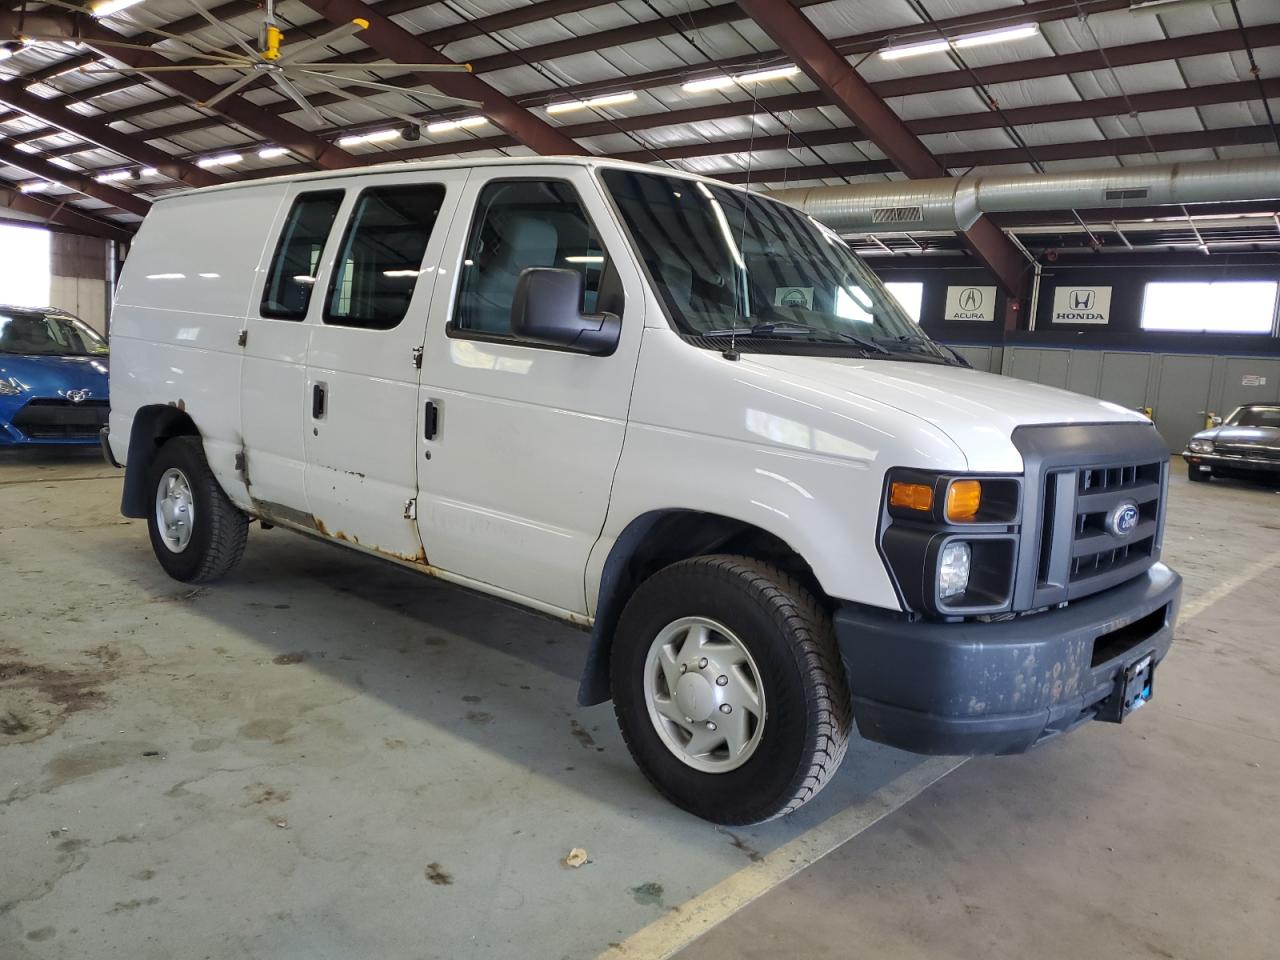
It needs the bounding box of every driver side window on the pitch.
[452,179,619,337]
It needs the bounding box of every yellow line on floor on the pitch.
[598,755,967,960]
[604,551,1280,960]
[1178,547,1280,622]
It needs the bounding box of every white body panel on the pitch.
[109,156,1149,626]
[414,164,647,614]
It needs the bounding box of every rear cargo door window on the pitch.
[324,184,446,331]
[260,190,344,320]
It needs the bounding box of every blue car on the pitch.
[0,305,110,446]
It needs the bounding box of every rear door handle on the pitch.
[312,382,327,420]
[423,400,439,440]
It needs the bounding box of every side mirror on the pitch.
[511,267,620,356]
[1210,415,1223,427]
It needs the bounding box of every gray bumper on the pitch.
[835,564,1181,756]
[1183,450,1279,475]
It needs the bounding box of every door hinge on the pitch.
[403,497,417,520]
[412,345,423,369]
[237,329,248,347]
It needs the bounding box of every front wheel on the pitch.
[611,555,852,824]
[145,436,248,583]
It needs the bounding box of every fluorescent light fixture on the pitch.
[681,75,735,93]
[426,115,488,134]
[94,169,132,182]
[196,152,242,168]
[19,181,51,193]
[49,157,78,170]
[878,37,953,60]
[91,0,145,16]
[952,23,1040,49]
[564,255,604,264]
[292,275,317,284]
[140,167,158,177]
[879,23,1039,59]
[382,269,422,278]
[546,91,636,114]
[258,146,288,159]
[736,65,800,84]
[336,128,399,147]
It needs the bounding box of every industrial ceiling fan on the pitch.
[19,0,481,133]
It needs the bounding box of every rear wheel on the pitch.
[1187,463,1211,482]
[146,436,248,583]
[611,555,852,824]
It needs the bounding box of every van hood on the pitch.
[741,353,1149,472]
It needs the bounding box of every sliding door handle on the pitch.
[312,382,327,420]
[424,400,440,440]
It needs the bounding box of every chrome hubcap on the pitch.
[155,467,195,553]
[643,616,766,773]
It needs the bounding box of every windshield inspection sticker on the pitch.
[943,285,996,321]
[1242,374,1267,387]
[1051,285,1112,324]
[774,287,815,310]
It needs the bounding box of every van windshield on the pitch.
[601,168,952,362]
[0,309,108,357]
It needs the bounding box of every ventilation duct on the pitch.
[763,158,1280,234]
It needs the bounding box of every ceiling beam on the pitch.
[0,141,149,217]
[735,0,1029,303]
[296,0,586,156]
[0,80,224,189]
[714,124,1280,184]
[0,186,135,242]
[17,0,1195,162]
[0,10,360,171]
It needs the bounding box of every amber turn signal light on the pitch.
[945,480,983,522]
[889,481,934,512]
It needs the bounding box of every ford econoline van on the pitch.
[104,157,1180,824]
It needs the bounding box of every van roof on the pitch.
[154,155,755,203]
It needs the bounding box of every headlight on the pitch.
[1189,439,1214,454]
[0,378,25,397]
[938,541,972,599]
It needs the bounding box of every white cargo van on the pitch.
[105,157,1180,824]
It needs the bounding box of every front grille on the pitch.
[11,398,109,439]
[1068,461,1162,587]
[1013,423,1169,611]
[1215,442,1280,463]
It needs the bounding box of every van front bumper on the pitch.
[834,563,1180,756]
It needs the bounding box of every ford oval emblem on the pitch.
[1105,500,1141,538]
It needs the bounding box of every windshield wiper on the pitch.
[874,335,970,367]
[702,321,892,354]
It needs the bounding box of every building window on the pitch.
[261,191,344,320]
[883,281,923,323]
[1140,281,1278,334]
[324,184,446,330]
[0,223,51,308]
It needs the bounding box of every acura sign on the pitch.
[943,285,997,322]
[1051,285,1112,324]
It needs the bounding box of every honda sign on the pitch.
[1051,285,1112,324]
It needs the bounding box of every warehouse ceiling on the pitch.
[1,0,1278,256]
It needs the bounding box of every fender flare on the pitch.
[120,405,198,517]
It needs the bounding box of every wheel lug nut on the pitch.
[698,657,708,669]
[716,675,728,686]
[706,721,717,731]
[719,703,732,714]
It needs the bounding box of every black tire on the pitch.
[610,555,852,825]
[145,436,248,583]
[1187,463,1210,483]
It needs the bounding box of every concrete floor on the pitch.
[1,448,1277,959]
